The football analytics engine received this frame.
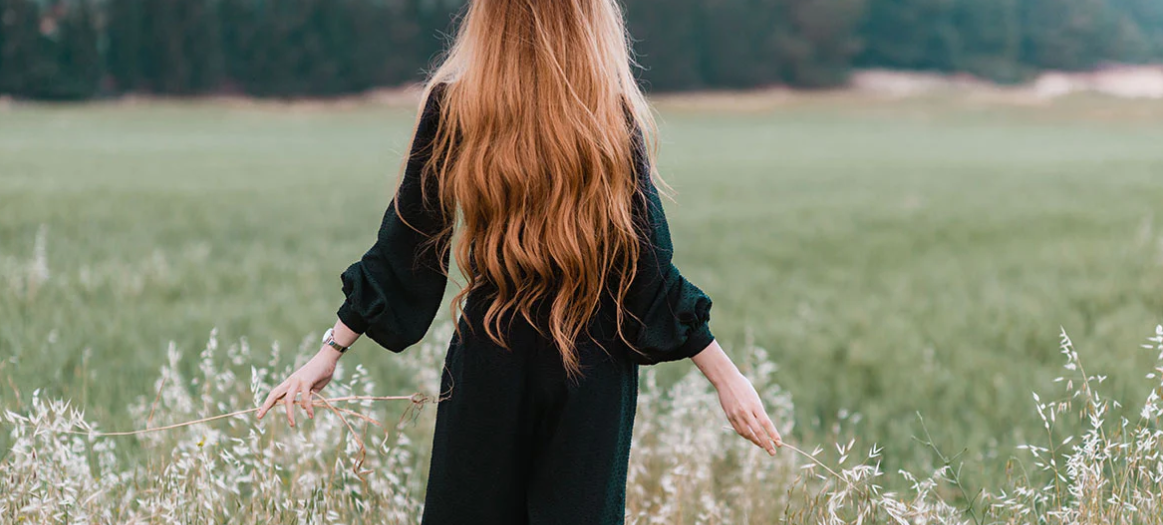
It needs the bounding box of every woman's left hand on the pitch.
[691,340,784,456]
[713,370,783,456]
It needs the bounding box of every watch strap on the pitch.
[325,338,349,353]
[323,328,350,354]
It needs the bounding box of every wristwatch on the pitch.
[322,328,350,354]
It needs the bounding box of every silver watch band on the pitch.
[322,328,350,353]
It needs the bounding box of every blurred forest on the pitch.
[1,0,1163,99]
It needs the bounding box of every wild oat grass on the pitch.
[4,322,1163,523]
[3,98,1163,522]
[2,217,1163,524]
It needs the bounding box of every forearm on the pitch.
[690,339,742,388]
[319,319,361,361]
[331,319,361,348]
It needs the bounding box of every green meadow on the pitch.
[2,94,1162,487]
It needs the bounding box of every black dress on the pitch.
[336,83,715,525]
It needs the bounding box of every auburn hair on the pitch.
[401,0,661,377]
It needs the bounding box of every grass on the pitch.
[2,93,1163,503]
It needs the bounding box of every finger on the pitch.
[300,383,315,420]
[743,413,775,456]
[284,379,299,427]
[757,410,783,449]
[751,412,778,455]
[730,414,761,450]
[257,382,287,419]
[257,385,278,419]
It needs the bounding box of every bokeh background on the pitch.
[3,0,1163,519]
[2,0,1163,98]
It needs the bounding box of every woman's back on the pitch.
[258,2,783,523]
[337,80,714,366]
[402,0,668,376]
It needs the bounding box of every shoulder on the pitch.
[415,82,452,135]
[422,82,452,113]
[427,81,450,101]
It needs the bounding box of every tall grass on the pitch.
[3,100,1163,490]
[4,319,1163,522]
[4,99,1163,522]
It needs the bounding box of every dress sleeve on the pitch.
[622,128,716,365]
[336,84,451,353]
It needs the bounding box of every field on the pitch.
[3,93,1163,521]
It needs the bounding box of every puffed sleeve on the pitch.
[622,127,716,365]
[336,83,451,352]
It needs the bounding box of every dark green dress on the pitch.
[336,84,715,525]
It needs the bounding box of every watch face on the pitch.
[322,328,333,343]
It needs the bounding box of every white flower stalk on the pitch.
[6,325,1163,523]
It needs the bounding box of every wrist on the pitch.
[321,328,351,355]
[331,320,360,348]
[319,345,344,361]
[691,341,741,389]
[707,366,744,390]
[320,319,361,356]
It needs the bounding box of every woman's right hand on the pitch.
[256,347,341,427]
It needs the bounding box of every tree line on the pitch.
[2,0,1162,100]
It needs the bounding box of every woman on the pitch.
[257,0,783,522]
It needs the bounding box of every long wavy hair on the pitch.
[399,0,659,377]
